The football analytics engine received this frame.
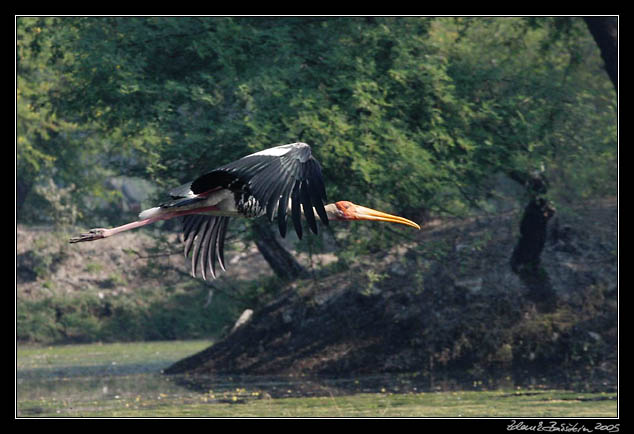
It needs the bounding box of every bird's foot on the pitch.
[69,228,108,243]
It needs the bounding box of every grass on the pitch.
[18,388,618,418]
[16,340,618,418]
[17,339,211,371]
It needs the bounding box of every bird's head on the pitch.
[325,201,420,230]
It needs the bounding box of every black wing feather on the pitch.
[194,143,328,239]
[183,215,205,259]
[190,217,209,278]
[175,143,327,280]
[194,218,211,279]
[216,217,229,272]
[277,182,293,238]
[291,182,303,240]
[182,215,231,280]
[300,180,317,235]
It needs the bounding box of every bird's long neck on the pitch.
[322,203,340,221]
[288,201,340,221]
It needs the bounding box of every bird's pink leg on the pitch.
[69,206,219,243]
[69,216,162,243]
[102,218,157,237]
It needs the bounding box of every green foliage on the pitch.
[16,286,240,344]
[17,17,616,245]
[17,18,121,224]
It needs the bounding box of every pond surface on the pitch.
[16,340,211,416]
[15,339,434,415]
[16,340,617,418]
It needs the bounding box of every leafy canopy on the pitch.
[17,17,616,239]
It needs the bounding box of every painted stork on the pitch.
[70,143,420,280]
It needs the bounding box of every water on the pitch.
[16,340,212,416]
[14,340,464,416]
[15,338,432,416]
[16,340,618,417]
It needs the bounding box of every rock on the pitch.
[231,309,254,334]
[389,262,408,277]
[454,277,483,294]
[588,331,602,342]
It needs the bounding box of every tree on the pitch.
[433,17,616,300]
[252,219,307,280]
[17,17,117,223]
[18,17,616,281]
[584,17,618,91]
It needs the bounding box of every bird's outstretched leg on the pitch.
[68,205,221,244]
[69,219,155,243]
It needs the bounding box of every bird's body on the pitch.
[70,143,420,280]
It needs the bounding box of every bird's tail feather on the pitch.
[138,206,162,220]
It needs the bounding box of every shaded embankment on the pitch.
[166,200,617,390]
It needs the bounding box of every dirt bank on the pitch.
[164,199,617,389]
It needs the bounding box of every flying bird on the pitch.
[70,143,420,280]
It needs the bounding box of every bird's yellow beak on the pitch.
[336,201,420,230]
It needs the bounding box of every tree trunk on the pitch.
[584,17,618,92]
[16,176,33,222]
[252,219,307,281]
[509,171,557,311]
[511,197,555,273]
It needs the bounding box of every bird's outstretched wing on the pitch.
[162,170,239,280]
[182,214,230,280]
[171,143,328,280]
[190,142,329,239]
